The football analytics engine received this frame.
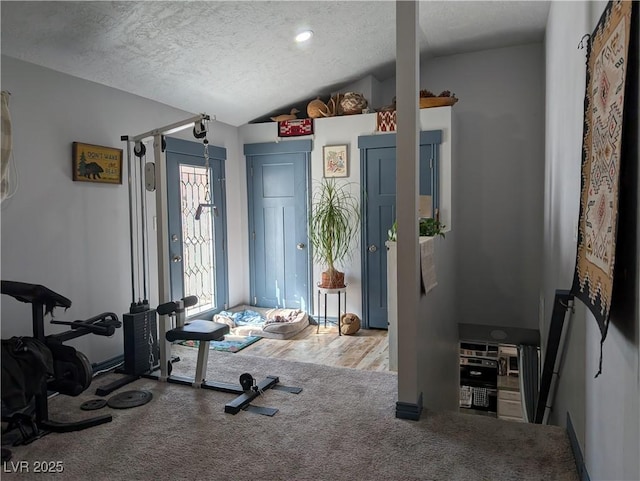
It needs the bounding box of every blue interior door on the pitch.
[166,137,228,319]
[364,147,397,329]
[245,142,311,310]
[360,132,441,329]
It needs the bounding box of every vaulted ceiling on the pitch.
[1,1,550,126]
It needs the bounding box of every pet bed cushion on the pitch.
[213,305,309,340]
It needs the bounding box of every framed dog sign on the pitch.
[72,142,123,184]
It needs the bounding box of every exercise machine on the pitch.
[1,280,121,445]
[94,115,212,396]
[94,114,302,413]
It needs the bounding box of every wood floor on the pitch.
[238,323,391,372]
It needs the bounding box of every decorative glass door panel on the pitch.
[166,137,228,320]
[179,165,216,317]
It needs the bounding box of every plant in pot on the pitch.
[387,217,446,241]
[419,217,446,238]
[309,177,360,289]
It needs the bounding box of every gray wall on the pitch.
[417,234,460,411]
[0,56,244,364]
[383,43,546,331]
[336,74,385,112]
[544,2,640,480]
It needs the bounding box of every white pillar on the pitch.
[396,0,421,408]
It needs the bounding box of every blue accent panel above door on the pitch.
[244,140,313,155]
[165,136,227,160]
[357,130,442,149]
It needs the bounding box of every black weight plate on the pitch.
[80,399,107,411]
[107,390,153,409]
[75,351,93,391]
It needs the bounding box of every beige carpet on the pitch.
[4,346,578,481]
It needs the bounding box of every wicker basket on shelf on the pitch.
[419,96,458,108]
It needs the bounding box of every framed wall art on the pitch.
[323,144,348,178]
[72,142,123,184]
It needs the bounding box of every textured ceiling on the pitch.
[1,1,550,126]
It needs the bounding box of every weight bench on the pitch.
[154,296,300,415]
[165,317,229,388]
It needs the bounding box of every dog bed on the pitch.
[213,305,309,340]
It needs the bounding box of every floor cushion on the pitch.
[213,305,309,340]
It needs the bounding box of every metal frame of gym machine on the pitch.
[96,114,299,415]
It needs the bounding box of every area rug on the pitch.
[571,0,633,375]
[179,335,261,353]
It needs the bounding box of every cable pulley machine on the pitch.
[96,113,213,395]
[94,114,302,414]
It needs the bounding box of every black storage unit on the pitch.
[459,341,499,415]
[123,309,159,376]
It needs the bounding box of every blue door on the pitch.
[245,141,311,310]
[166,137,228,318]
[359,131,442,329]
[364,146,397,329]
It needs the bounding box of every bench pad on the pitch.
[166,320,229,342]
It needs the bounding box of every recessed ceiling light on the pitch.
[295,30,313,43]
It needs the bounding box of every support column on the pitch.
[395,0,422,419]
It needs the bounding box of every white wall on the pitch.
[0,56,244,363]
[239,108,452,320]
[382,43,546,331]
[544,2,640,480]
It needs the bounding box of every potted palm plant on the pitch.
[309,178,360,289]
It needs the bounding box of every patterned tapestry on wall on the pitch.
[571,0,633,376]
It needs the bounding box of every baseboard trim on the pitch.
[92,354,124,374]
[567,412,590,481]
[396,392,423,420]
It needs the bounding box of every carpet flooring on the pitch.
[2,346,578,481]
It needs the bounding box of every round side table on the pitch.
[316,285,347,335]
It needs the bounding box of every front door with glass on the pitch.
[166,137,228,318]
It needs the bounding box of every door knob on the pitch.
[296,243,305,250]
[172,255,182,263]
[368,244,378,253]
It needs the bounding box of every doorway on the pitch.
[244,140,312,310]
[358,130,442,329]
[165,137,228,318]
